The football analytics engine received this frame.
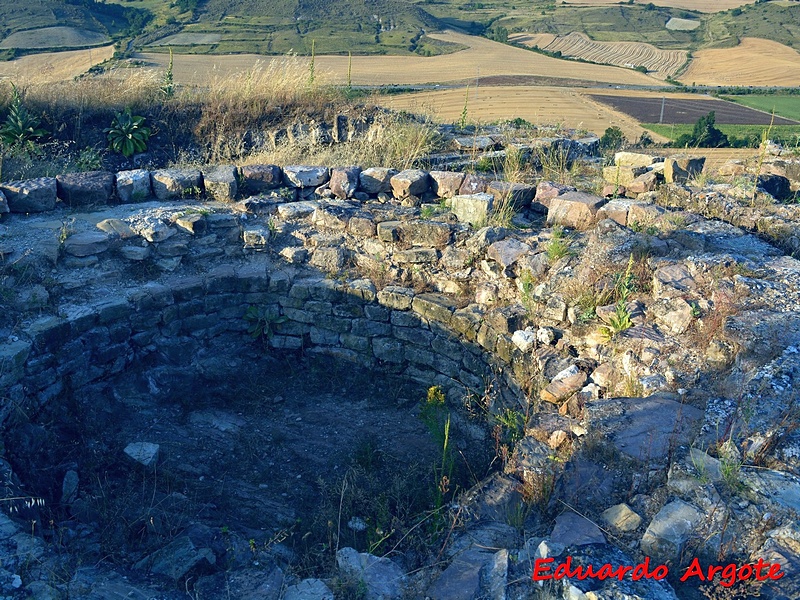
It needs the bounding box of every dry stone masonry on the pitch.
[1,146,800,600]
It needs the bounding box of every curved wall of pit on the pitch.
[2,262,536,424]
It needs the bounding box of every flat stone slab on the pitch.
[283,165,329,188]
[550,512,606,546]
[151,169,203,200]
[336,547,405,600]
[56,171,114,206]
[547,191,606,230]
[240,164,282,192]
[64,231,111,257]
[203,165,238,201]
[586,393,703,462]
[641,499,703,561]
[741,468,800,513]
[116,169,152,203]
[0,177,57,212]
[284,579,334,600]
[124,442,160,467]
[426,549,494,600]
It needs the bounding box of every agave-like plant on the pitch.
[105,108,152,158]
[0,84,48,146]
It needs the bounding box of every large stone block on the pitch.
[603,165,646,186]
[486,180,535,211]
[151,169,203,200]
[663,156,705,184]
[641,500,703,561]
[116,169,152,203]
[398,220,452,248]
[329,166,361,199]
[0,178,57,212]
[283,165,329,188]
[56,171,114,206]
[429,170,465,198]
[450,193,494,227]
[614,151,658,168]
[359,167,397,194]
[546,191,606,230]
[390,169,430,200]
[203,165,238,201]
[239,164,282,193]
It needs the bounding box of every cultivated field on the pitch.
[591,95,799,125]
[558,0,755,11]
[0,45,115,83]
[510,32,688,79]
[0,26,109,50]
[380,85,670,143]
[724,95,800,123]
[680,38,800,87]
[138,30,666,88]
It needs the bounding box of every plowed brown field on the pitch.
[679,38,800,87]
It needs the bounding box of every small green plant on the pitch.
[493,408,527,444]
[161,47,175,99]
[75,146,104,171]
[598,300,634,341]
[308,39,316,86]
[419,386,454,511]
[420,205,436,219]
[545,225,572,262]
[458,85,469,131]
[105,109,152,158]
[244,305,287,344]
[0,83,48,147]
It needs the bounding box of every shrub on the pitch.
[0,84,48,146]
[105,109,152,157]
[599,126,625,153]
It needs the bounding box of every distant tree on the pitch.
[675,111,729,148]
[634,65,648,73]
[600,126,625,152]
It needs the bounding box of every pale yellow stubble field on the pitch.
[380,85,671,143]
[0,45,115,84]
[138,31,666,88]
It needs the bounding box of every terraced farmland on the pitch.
[510,32,688,79]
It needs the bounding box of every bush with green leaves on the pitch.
[0,84,48,147]
[105,109,152,158]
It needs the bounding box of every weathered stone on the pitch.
[487,238,530,269]
[348,213,376,237]
[175,213,207,235]
[64,231,111,257]
[329,166,361,199]
[615,151,658,168]
[377,220,401,243]
[540,366,587,404]
[310,247,345,272]
[312,204,357,231]
[652,263,696,299]
[650,297,694,335]
[390,169,429,200]
[132,216,176,243]
[336,547,405,600]
[398,220,451,248]
[628,202,665,225]
[453,135,498,151]
[278,201,318,219]
[120,245,152,261]
[596,198,638,226]
[395,248,438,263]
[626,171,659,194]
[377,286,414,310]
[0,177,57,212]
[96,218,136,239]
[0,189,7,214]
[663,156,705,184]
[283,165,329,188]
[116,169,152,203]
[486,180,535,211]
[124,442,160,467]
[203,165,238,201]
[426,549,494,600]
[151,169,203,200]
[641,500,703,561]
[586,393,703,462]
[551,512,606,546]
[758,173,792,201]
[602,503,642,532]
[360,167,397,194]
[56,171,114,206]
[534,180,576,212]
[511,329,536,353]
[459,173,490,196]
[603,165,646,186]
[451,193,494,227]
[717,160,746,177]
[430,170,465,198]
[547,191,606,230]
[240,164,282,193]
[135,536,215,582]
[243,228,272,249]
[485,304,527,335]
[284,579,334,600]
[412,293,456,324]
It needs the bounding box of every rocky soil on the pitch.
[0,140,799,600]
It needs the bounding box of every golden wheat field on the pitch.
[0,45,115,84]
[510,32,689,80]
[679,38,800,87]
[138,31,665,88]
[559,0,753,11]
[379,85,670,143]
